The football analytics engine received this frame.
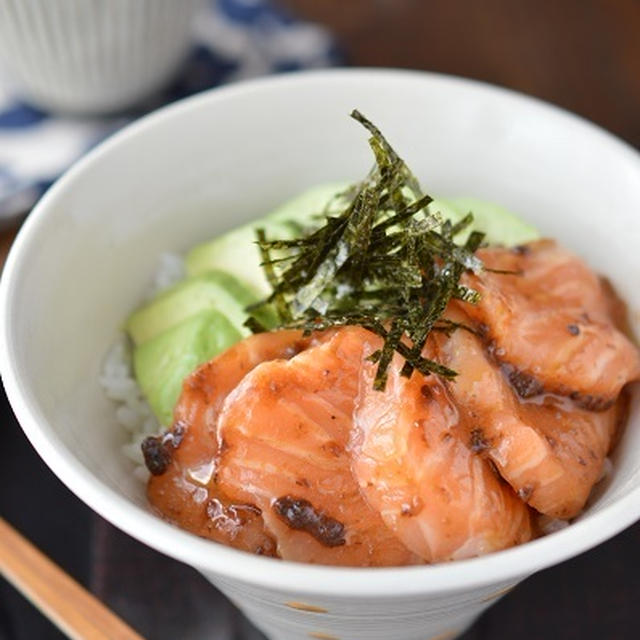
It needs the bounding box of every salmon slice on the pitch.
[215,327,419,566]
[462,240,640,407]
[142,240,636,562]
[145,330,310,555]
[352,342,533,562]
[439,311,624,519]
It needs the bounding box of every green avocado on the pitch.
[125,269,263,346]
[185,184,539,297]
[428,197,540,246]
[133,309,242,425]
[185,181,352,294]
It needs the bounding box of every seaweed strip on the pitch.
[245,111,486,389]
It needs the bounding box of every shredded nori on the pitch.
[245,110,485,390]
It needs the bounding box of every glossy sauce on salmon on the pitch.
[215,328,419,566]
[144,240,638,566]
[439,308,626,519]
[145,330,310,555]
[462,240,640,408]
[352,339,533,561]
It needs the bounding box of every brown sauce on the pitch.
[272,496,346,548]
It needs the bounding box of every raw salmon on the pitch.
[352,340,533,562]
[439,309,625,519]
[142,239,638,564]
[145,330,310,555]
[215,328,419,566]
[462,240,640,407]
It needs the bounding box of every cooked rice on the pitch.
[145,252,186,300]
[537,515,571,536]
[99,253,185,481]
[598,456,613,483]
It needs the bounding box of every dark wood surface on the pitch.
[2,1,640,639]
[282,0,640,149]
[0,229,12,267]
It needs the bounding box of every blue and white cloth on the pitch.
[0,0,340,224]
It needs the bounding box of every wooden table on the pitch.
[282,0,640,149]
[1,228,14,266]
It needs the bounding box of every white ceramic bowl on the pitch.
[1,69,640,640]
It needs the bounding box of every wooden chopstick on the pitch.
[0,517,145,640]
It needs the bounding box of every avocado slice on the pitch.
[125,269,264,346]
[428,197,540,246]
[186,184,539,297]
[185,181,352,294]
[133,309,242,425]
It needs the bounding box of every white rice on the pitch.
[598,456,614,483]
[537,515,571,536]
[144,252,186,300]
[99,253,185,480]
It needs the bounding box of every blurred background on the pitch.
[1,1,639,639]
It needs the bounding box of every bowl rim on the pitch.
[2,67,640,597]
